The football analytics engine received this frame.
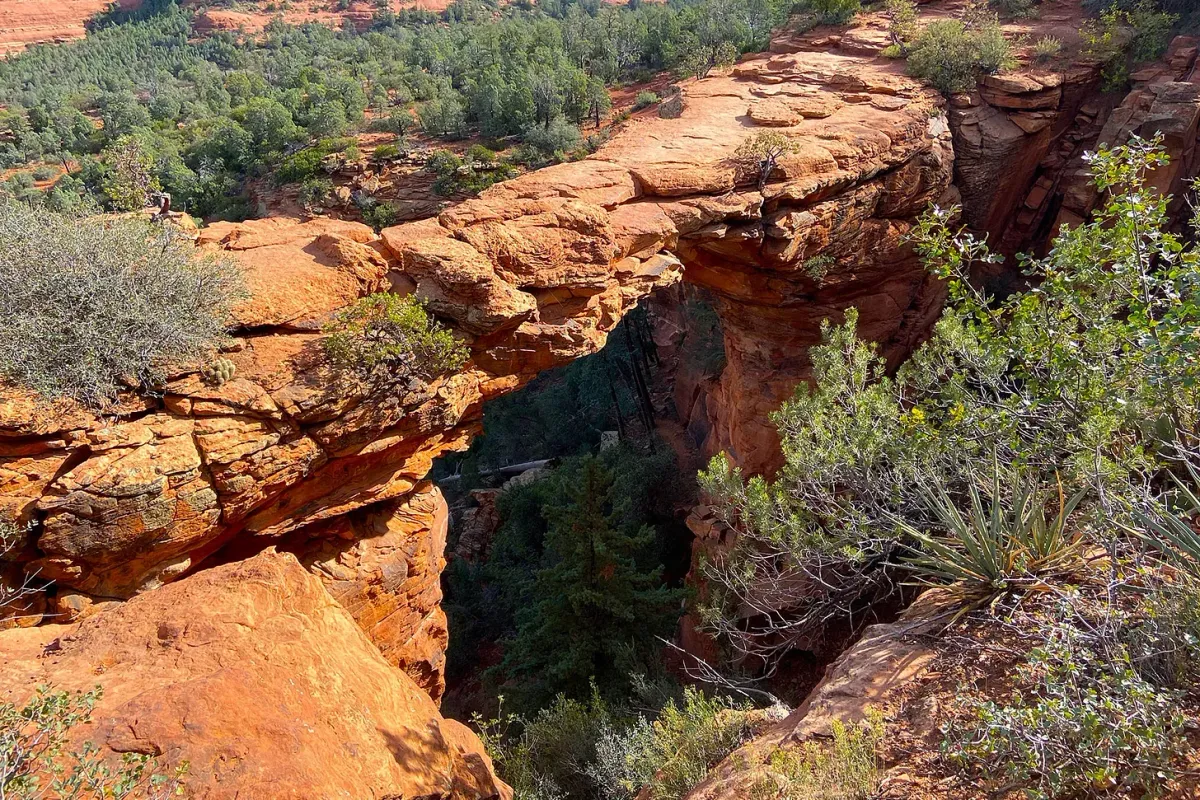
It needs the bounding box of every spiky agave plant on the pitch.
[897,461,1089,596]
[1130,458,1200,579]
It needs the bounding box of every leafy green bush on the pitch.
[1031,35,1063,62]
[589,688,756,800]
[884,0,918,52]
[360,199,400,232]
[298,176,333,208]
[477,686,758,800]
[3,173,39,204]
[802,254,835,284]
[372,143,401,161]
[477,693,615,800]
[1081,4,1126,62]
[1128,579,1200,690]
[797,0,861,25]
[1127,0,1178,62]
[633,91,660,110]
[701,135,1200,672]
[323,293,467,392]
[275,148,326,185]
[466,144,499,164]
[6,172,34,191]
[1082,2,1176,91]
[750,710,884,800]
[946,605,1190,798]
[520,118,583,163]
[368,110,410,135]
[736,130,801,192]
[990,0,1037,17]
[906,16,1014,93]
[973,17,1016,72]
[100,136,160,212]
[0,201,242,409]
[1,685,187,799]
[425,149,518,197]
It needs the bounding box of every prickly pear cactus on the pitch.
[202,357,236,387]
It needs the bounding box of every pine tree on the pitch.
[503,456,682,709]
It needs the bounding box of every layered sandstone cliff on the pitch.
[0,201,678,793]
[2,2,1199,795]
[676,20,1200,800]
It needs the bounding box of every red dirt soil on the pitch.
[0,0,141,55]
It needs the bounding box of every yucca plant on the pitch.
[898,464,1088,595]
[1130,460,1200,579]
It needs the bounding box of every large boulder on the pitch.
[0,550,509,800]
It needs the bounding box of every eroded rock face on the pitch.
[5,7,1197,794]
[285,482,454,702]
[1048,37,1200,239]
[0,550,508,799]
[955,36,1200,259]
[0,204,678,603]
[379,42,954,475]
[1,11,956,690]
[680,591,952,800]
[0,0,131,55]
[0,20,962,612]
[0,194,680,795]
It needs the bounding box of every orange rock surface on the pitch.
[2,3,1199,793]
[0,0,130,55]
[374,37,958,474]
[0,550,508,799]
[0,0,460,52]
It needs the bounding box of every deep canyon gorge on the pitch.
[2,1,1200,797]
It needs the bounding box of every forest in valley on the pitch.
[0,0,788,219]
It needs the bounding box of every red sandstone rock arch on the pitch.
[7,16,1199,796]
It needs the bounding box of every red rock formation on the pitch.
[0,550,508,799]
[285,482,455,702]
[1047,37,1200,238]
[381,46,954,474]
[1,33,954,790]
[0,182,678,796]
[947,29,1199,258]
[0,0,461,52]
[0,206,676,602]
[3,5,1199,794]
[0,0,134,55]
[455,488,503,562]
[680,590,952,800]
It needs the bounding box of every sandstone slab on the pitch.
[0,551,509,799]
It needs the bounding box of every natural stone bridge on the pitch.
[2,5,1199,796]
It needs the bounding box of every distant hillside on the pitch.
[0,0,448,54]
